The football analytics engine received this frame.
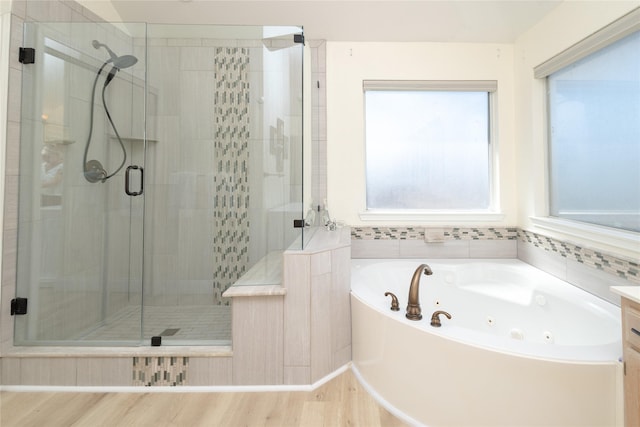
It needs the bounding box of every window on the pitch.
[363,80,496,214]
[543,26,639,233]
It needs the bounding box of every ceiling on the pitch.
[88,0,564,43]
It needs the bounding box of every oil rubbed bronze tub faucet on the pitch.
[406,263,433,320]
[430,310,452,327]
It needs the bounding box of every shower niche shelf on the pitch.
[109,135,158,144]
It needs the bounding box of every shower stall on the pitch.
[14,22,305,346]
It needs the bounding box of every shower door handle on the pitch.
[125,165,144,196]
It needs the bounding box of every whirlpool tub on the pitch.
[351,259,623,426]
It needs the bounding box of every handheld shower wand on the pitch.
[83,40,138,183]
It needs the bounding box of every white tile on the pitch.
[284,366,310,385]
[0,358,21,385]
[351,239,400,258]
[20,357,76,386]
[76,357,132,386]
[399,239,470,258]
[179,71,214,140]
[7,67,22,123]
[469,239,517,258]
[311,250,331,276]
[283,254,311,366]
[232,296,283,385]
[179,46,216,71]
[331,246,351,361]
[517,239,567,281]
[188,357,232,385]
[310,272,332,382]
[566,259,628,306]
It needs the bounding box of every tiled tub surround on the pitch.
[351,226,519,259]
[352,226,638,305]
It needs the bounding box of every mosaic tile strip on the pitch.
[519,229,639,284]
[213,47,251,305]
[351,227,518,240]
[350,226,636,283]
[351,227,423,240]
[133,357,189,386]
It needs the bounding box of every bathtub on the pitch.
[351,259,623,427]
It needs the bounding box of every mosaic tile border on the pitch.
[350,226,638,284]
[351,227,518,240]
[519,229,639,284]
[133,357,188,386]
[213,47,251,305]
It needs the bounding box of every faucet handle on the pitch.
[430,310,452,327]
[384,292,400,311]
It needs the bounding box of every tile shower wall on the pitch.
[309,40,327,207]
[142,36,301,307]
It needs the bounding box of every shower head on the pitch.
[92,39,138,70]
[113,55,138,69]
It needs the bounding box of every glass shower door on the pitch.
[14,22,147,345]
[142,24,305,346]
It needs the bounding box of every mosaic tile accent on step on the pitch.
[518,229,639,283]
[351,227,518,240]
[133,357,189,386]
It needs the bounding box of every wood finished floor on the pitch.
[0,369,407,427]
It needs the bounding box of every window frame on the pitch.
[360,80,503,222]
[532,7,640,253]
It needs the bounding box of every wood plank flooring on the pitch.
[0,369,407,427]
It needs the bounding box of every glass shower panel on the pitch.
[143,25,304,346]
[14,22,146,345]
[14,22,304,347]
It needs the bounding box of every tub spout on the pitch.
[430,310,452,327]
[406,263,433,320]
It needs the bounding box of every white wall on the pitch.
[326,41,516,227]
[514,1,639,258]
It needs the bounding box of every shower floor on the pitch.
[78,304,232,343]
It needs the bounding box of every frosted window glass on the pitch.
[365,91,490,210]
[548,31,640,232]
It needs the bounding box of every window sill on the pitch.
[530,216,640,255]
[359,210,505,222]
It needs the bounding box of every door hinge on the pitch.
[11,298,28,315]
[294,34,305,45]
[18,47,35,64]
